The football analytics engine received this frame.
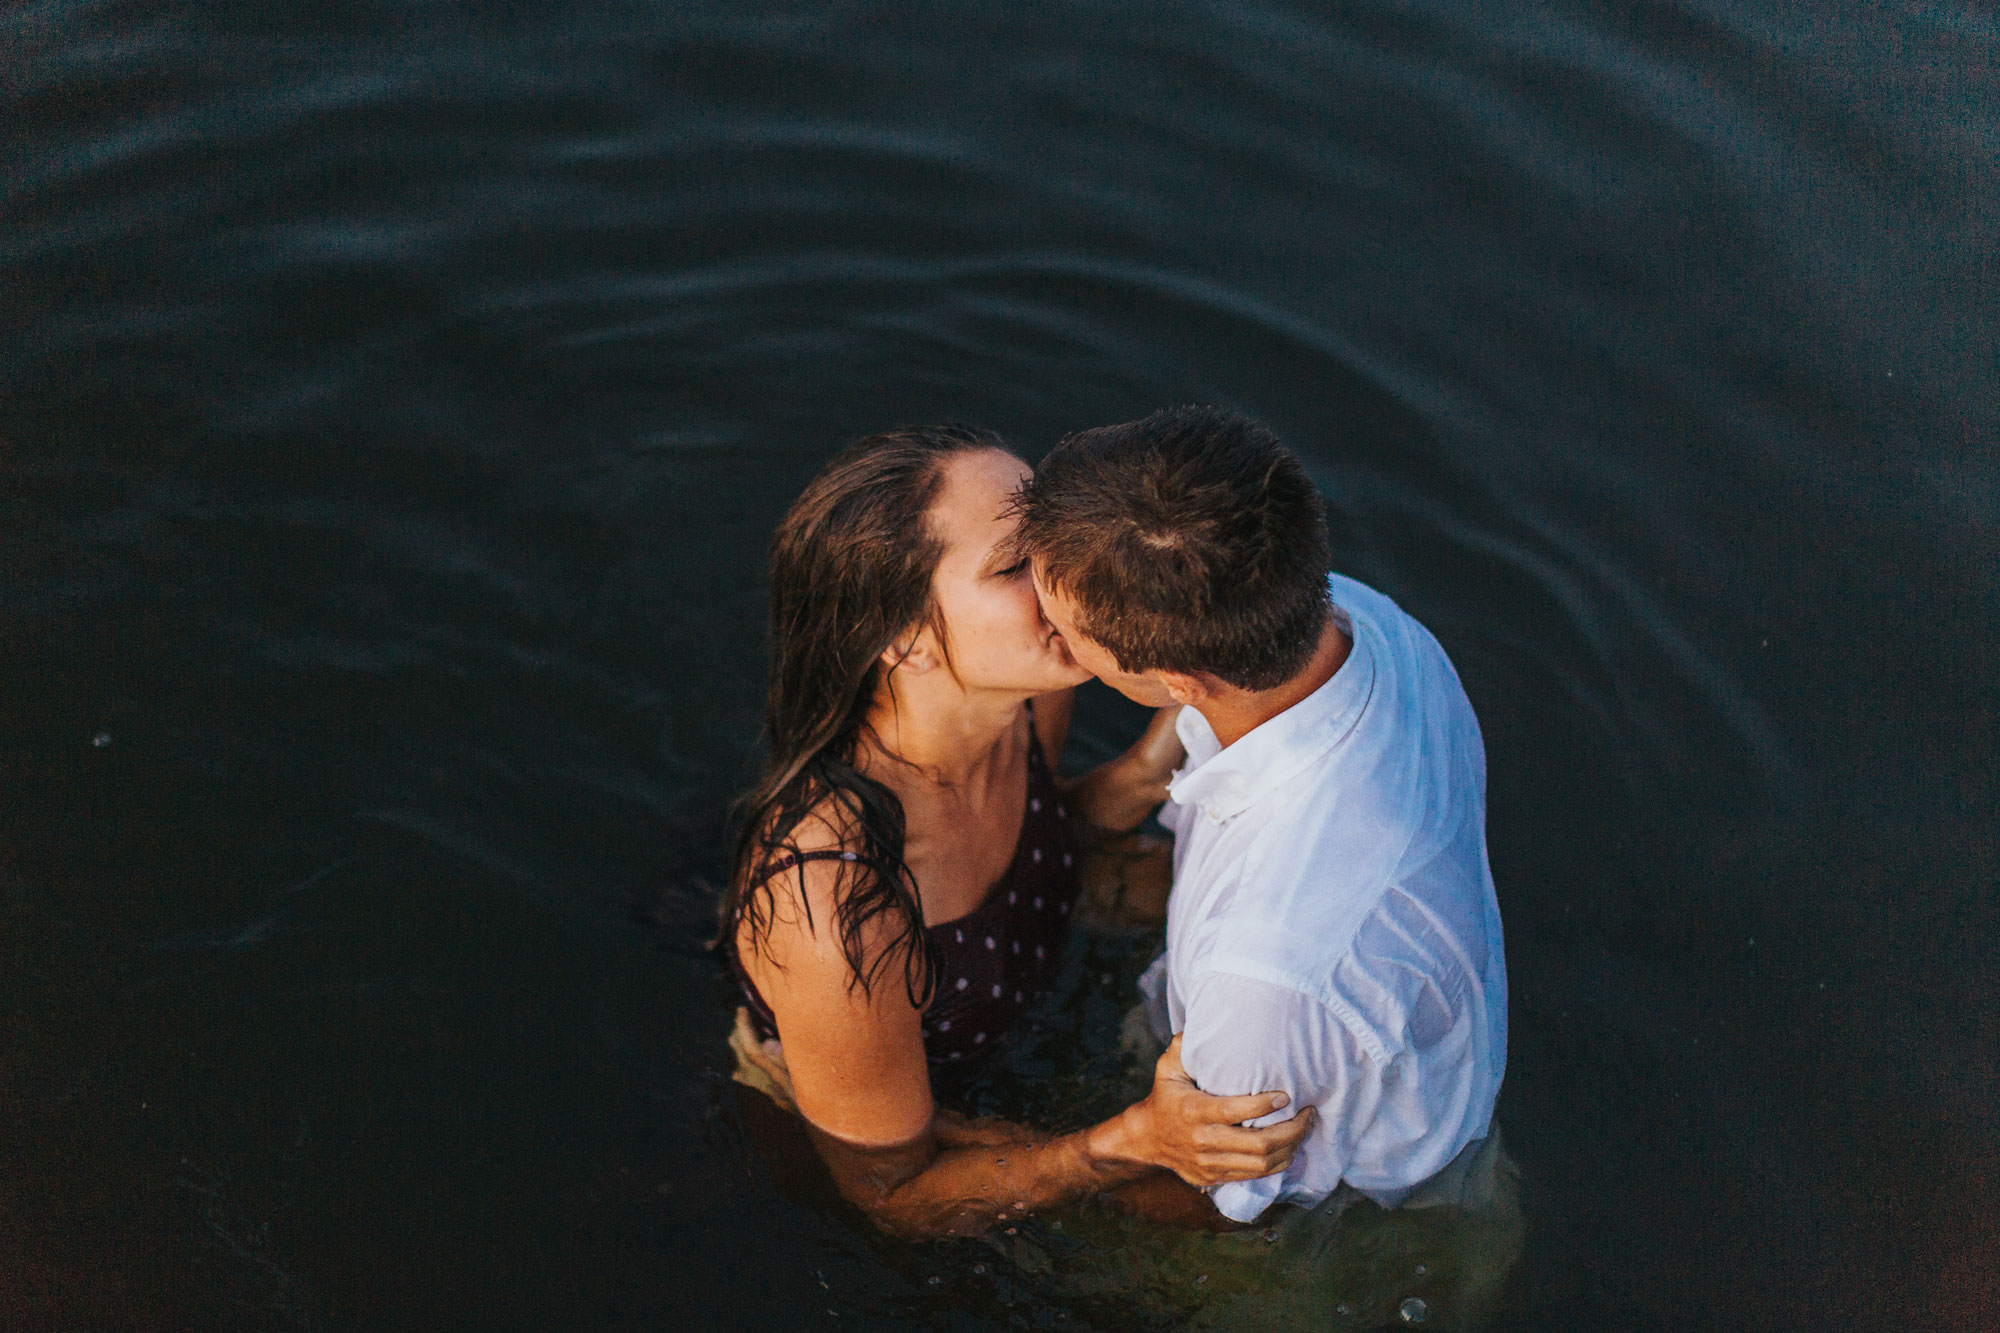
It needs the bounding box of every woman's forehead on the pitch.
[933,449,1030,536]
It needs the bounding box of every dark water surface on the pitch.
[4,1,1995,1328]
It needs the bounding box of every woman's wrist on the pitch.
[1114,751,1171,813]
[1082,1102,1159,1182]
[1075,754,1167,833]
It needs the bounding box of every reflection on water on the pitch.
[735,1038,1523,1331]
[1094,984,1523,1331]
[1049,1136,1521,1332]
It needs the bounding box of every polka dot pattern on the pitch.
[908,714,1082,1067]
[732,705,1083,1070]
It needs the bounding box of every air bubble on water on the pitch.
[927,1276,942,1287]
[92,732,112,748]
[1262,1227,1279,1243]
[1399,1296,1429,1324]
[1195,1274,1207,1286]
[972,1264,985,1275]
[1335,1304,1352,1318]
[1413,1263,1428,1276]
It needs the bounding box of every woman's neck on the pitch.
[861,673,1024,792]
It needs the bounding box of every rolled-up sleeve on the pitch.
[1177,971,1383,1223]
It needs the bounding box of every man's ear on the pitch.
[1155,671,1210,706]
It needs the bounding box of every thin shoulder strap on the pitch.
[754,848,866,883]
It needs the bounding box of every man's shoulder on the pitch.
[1330,573,1463,679]
[1326,570,1396,615]
[1326,572,1422,644]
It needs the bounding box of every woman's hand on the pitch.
[1089,1035,1313,1187]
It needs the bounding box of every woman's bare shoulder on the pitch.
[737,797,887,963]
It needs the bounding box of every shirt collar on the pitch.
[1167,606,1377,822]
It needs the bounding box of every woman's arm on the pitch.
[1058,704,1186,833]
[801,1033,1311,1239]
[739,857,1310,1239]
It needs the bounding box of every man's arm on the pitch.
[1177,971,1379,1223]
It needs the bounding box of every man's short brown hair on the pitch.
[1012,407,1331,691]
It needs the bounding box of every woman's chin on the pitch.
[1049,659,1094,688]
[1045,641,1091,686]
[1011,662,1091,694]
[998,642,1089,692]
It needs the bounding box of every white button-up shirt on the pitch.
[1142,573,1508,1223]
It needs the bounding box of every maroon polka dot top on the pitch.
[731,715,1081,1067]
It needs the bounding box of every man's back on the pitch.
[1150,573,1508,1222]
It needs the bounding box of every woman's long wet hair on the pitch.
[722,424,1005,1005]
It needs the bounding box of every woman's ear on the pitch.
[881,634,938,674]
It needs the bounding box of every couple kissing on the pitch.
[722,406,1507,1242]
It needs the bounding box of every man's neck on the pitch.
[1194,615,1352,750]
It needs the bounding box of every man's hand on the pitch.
[1091,1035,1313,1187]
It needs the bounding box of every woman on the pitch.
[722,424,1311,1238]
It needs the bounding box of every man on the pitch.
[1011,406,1508,1223]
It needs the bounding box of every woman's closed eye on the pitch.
[991,558,1029,578]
